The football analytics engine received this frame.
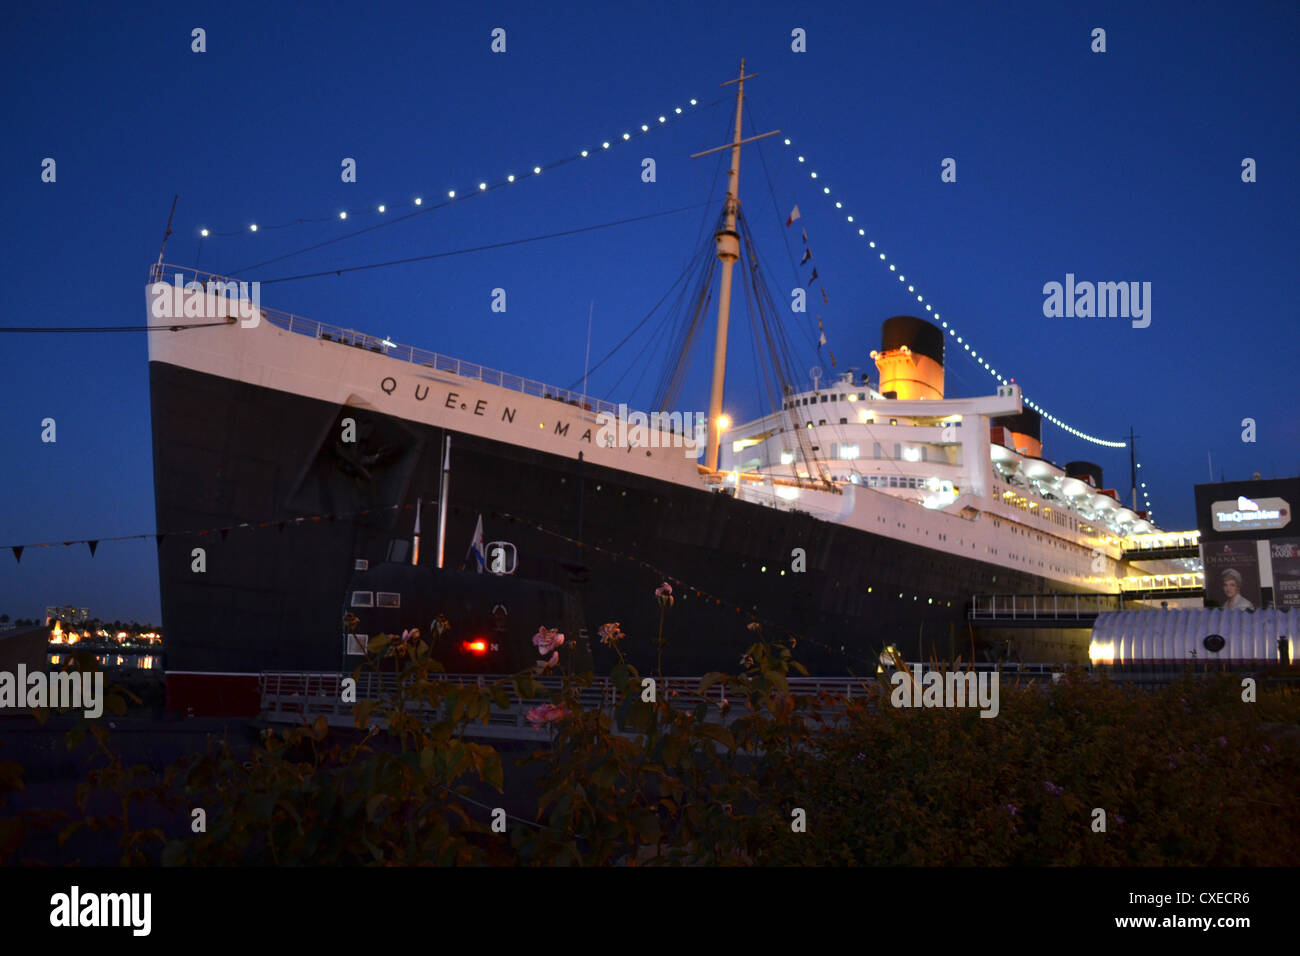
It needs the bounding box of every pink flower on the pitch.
[747,621,762,633]
[655,582,674,608]
[532,626,565,656]
[525,703,567,727]
[598,622,625,645]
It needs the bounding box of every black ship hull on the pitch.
[150,361,1091,715]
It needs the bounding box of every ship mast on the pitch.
[691,59,779,473]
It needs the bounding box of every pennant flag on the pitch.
[11,546,22,564]
[88,540,98,557]
[819,330,828,347]
[801,228,807,244]
[800,248,812,265]
[785,205,801,227]
[465,514,486,572]
[829,350,838,368]
[821,288,829,305]
[807,268,819,287]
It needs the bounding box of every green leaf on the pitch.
[367,634,392,653]
[590,761,619,789]
[697,672,727,695]
[694,722,736,750]
[353,700,377,729]
[612,663,630,692]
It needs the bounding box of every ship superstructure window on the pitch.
[377,592,401,608]
[350,591,374,607]
[839,444,859,460]
[873,442,882,459]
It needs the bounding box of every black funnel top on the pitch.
[993,408,1042,440]
[881,315,944,366]
[1066,461,1104,489]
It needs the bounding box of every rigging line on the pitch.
[229,95,733,275]
[0,321,232,333]
[748,99,821,359]
[747,98,802,282]
[565,261,694,391]
[256,202,717,285]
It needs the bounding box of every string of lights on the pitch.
[4,500,896,674]
[194,94,718,253]
[777,136,1127,451]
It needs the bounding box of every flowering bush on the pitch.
[5,626,1299,867]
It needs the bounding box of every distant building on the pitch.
[45,605,90,626]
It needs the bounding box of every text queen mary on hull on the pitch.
[145,60,1177,717]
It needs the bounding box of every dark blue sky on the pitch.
[2,1,1296,624]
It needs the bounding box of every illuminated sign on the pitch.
[1210,497,1289,532]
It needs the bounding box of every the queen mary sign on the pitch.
[1211,496,1290,533]
[1197,477,1299,543]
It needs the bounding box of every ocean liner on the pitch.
[146,62,1178,716]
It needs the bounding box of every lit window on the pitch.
[839,444,859,460]
[350,591,374,607]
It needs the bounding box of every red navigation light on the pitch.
[462,639,488,656]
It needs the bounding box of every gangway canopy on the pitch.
[1088,609,1297,666]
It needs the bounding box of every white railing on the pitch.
[149,263,621,417]
[969,594,1122,620]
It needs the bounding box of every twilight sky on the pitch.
[2,0,1296,624]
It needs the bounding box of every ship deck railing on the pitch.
[151,262,622,418]
[969,593,1123,621]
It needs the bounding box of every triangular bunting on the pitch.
[807,268,819,287]
[88,540,98,557]
[785,205,801,227]
[156,533,166,551]
[800,248,812,266]
[821,288,829,305]
[11,546,22,564]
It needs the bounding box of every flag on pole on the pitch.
[465,514,486,572]
[785,205,801,227]
[412,497,422,566]
[800,248,812,265]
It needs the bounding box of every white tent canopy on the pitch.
[1089,609,1297,666]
